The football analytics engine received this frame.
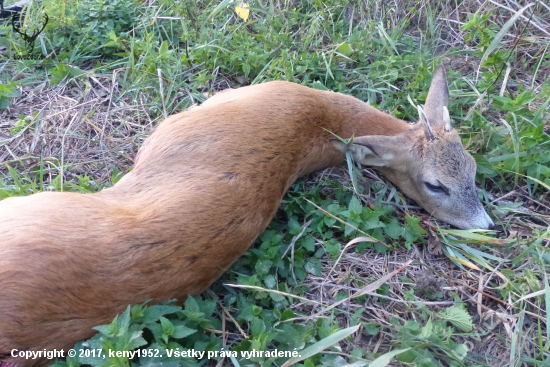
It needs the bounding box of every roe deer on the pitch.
[0,66,493,366]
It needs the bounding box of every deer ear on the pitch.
[421,66,452,132]
[331,135,402,167]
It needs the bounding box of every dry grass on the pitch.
[0,76,154,185]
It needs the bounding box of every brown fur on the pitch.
[0,70,491,366]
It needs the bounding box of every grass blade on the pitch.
[545,273,550,347]
[440,229,512,247]
[206,0,234,21]
[281,325,360,367]
[476,3,535,81]
[455,242,509,262]
[369,348,411,367]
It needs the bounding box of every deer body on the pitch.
[0,68,493,366]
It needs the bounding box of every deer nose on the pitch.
[487,222,496,230]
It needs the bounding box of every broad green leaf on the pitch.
[438,304,473,332]
[141,304,182,324]
[336,42,353,56]
[171,323,197,339]
[348,196,362,216]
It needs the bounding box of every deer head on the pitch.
[333,66,494,230]
[11,12,48,53]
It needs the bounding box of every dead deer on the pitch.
[0,66,493,366]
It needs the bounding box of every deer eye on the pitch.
[424,181,449,195]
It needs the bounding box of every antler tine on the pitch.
[37,13,48,35]
[11,12,48,41]
[11,14,25,37]
[26,13,48,39]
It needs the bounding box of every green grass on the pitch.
[1,0,550,366]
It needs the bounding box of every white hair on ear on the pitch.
[443,106,452,132]
[418,106,435,141]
